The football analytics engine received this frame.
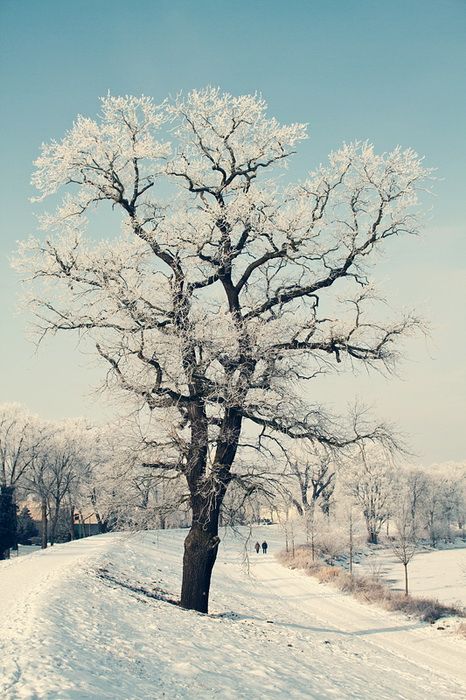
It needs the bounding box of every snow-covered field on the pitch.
[1,526,466,699]
[354,542,466,607]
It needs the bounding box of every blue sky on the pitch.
[0,0,465,463]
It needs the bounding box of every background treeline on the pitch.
[1,403,464,562]
[0,403,188,558]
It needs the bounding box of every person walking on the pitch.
[254,541,260,554]
[262,541,268,554]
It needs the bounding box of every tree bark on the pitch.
[69,504,75,541]
[180,514,220,613]
[180,406,240,613]
[50,498,60,546]
[41,499,48,549]
[404,562,409,596]
[349,511,353,576]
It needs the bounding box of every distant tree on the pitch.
[402,468,429,537]
[331,481,366,575]
[423,474,451,547]
[16,506,39,545]
[46,420,95,545]
[0,486,17,558]
[450,468,466,540]
[17,89,429,612]
[27,443,54,549]
[347,447,394,544]
[287,444,336,533]
[0,404,44,558]
[392,497,419,595]
[420,465,466,545]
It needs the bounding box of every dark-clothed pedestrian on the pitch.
[262,541,268,554]
[254,541,260,554]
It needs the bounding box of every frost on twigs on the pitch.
[16,88,431,610]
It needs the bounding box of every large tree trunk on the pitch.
[180,402,241,613]
[366,517,378,544]
[180,512,220,613]
[69,502,75,540]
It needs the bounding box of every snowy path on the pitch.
[1,528,466,699]
[0,536,116,698]
[252,556,466,692]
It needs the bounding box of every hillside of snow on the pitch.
[1,527,466,699]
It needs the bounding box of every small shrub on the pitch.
[385,595,464,623]
[316,566,342,584]
[278,544,319,572]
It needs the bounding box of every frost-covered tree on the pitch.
[45,420,98,545]
[346,447,395,544]
[27,439,54,549]
[392,495,419,595]
[400,467,429,537]
[420,465,466,545]
[16,89,429,612]
[331,480,366,574]
[449,466,466,540]
[288,444,336,519]
[422,471,455,546]
[284,443,338,557]
[81,418,190,532]
[0,404,41,491]
[0,404,45,557]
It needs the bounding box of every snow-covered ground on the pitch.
[354,542,466,607]
[1,526,466,699]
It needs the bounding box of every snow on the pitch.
[1,526,466,699]
[354,542,466,607]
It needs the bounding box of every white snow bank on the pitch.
[1,527,466,699]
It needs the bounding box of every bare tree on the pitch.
[287,444,336,540]
[0,404,44,557]
[27,443,54,549]
[347,447,395,544]
[16,90,429,612]
[332,485,365,576]
[423,473,453,547]
[392,499,419,596]
[46,421,96,545]
[402,468,429,537]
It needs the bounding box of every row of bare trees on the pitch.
[0,403,97,556]
[0,403,194,559]
[262,442,466,594]
[2,397,463,604]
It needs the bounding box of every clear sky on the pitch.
[0,0,465,464]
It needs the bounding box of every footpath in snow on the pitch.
[1,527,466,699]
